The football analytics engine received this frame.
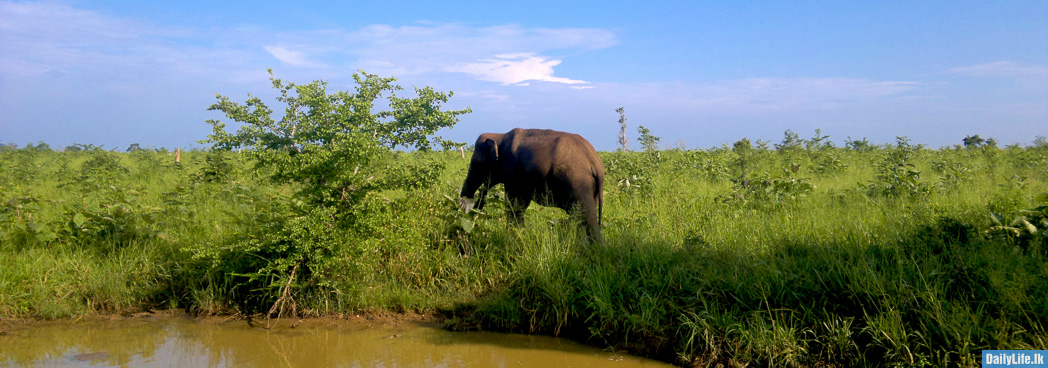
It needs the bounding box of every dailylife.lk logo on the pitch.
[983,350,1047,367]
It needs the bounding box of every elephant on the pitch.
[459,128,605,244]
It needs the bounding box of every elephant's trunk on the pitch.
[460,162,491,211]
[460,178,490,211]
[459,168,485,199]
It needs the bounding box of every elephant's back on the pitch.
[505,128,603,177]
[548,133,604,178]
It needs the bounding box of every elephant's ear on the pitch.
[485,138,499,161]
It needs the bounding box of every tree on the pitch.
[733,138,754,178]
[637,125,661,152]
[203,69,471,208]
[1034,136,1048,149]
[805,129,833,151]
[775,130,804,152]
[963,135,986,148]
[616,107,629,152]
[845,137,872,152]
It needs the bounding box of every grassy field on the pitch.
[2,137,1046,366]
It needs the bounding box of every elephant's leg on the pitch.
[475,185,489,210]
[572,187,604,245]
[505,188,533,225]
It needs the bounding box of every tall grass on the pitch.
[2,140,1046,366]
[460,143,1048,366]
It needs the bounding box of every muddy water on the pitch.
[0,315,673,367]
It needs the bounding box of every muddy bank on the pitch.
[0,309,440,334]
[0,310,675,367]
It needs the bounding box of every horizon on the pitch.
[5,130,1042,152]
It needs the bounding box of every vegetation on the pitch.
[2,74,1047,366]
[638,125,661,152]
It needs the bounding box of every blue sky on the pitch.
[1,1,1046,150]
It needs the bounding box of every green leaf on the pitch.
[1034,192,1048,204]
[36,231,58,242]
[27,222,46,233]
[72,213,86,227]
[458,217,474,233]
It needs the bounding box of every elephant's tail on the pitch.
[595,170,603,226]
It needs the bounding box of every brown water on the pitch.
[0,315,674,367]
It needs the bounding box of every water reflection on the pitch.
[1,316,672,367]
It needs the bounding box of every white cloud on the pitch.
[447,53,589,85]
[264,46,322,68]
[334,24,614,84]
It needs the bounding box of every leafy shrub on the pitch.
[733,138,756,179]
[987,193,1048,255]
[602,151,659,195]
[436,192,508,256]
[809,151,848,176]
[62,200,158,252]
[862,137,933,197]
[72,150,130,193]
[195,70,469,314]
[721,170,815,206]
[192,151,236,183]
[0,196,58,248]
[669,150,732,183]
[931,160,970,191]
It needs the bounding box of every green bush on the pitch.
[196,70,470,315]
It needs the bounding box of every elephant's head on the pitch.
[459,133,503,211]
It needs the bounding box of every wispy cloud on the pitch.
[945,61,1048,92]
[600,77,920,114]
[447,53,589,85]
[1,1,141,77]
[264,46,322,68]
[946,61,1048,79]
[0,1,258,83]
[0,2,614,87]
